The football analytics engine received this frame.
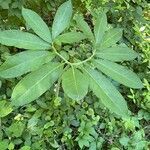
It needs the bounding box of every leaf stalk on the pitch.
[52,43,96,66]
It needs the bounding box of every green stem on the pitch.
[71,49,96,66]
[52,44,96,66]
[52,44,72,65]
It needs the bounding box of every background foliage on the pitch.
[0,0,149,149]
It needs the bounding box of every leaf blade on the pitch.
[74,14,94,41]
[0,51,54,78]
[93,59,143,89]
[100,28,122,48]
[11,62,63,106]
[0,30,50,50]
[62,67,89,100]
[0,100,13,118]
[83,66,129,118]
[52,0,72,39]
[22,7,52,43]
[94,12,107,45]
[96,45,138,62]
[56,32,86,43]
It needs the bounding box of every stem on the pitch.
[52,44,72,66]
[52,43,96,66]
[71,49,96,66]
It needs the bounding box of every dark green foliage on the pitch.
[0,0,149,149]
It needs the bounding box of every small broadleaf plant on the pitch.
[0,0,143,118]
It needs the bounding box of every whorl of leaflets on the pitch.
[0,0,143,118]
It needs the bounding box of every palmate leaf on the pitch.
[100,28,122,48]
[56,32,86,44]
[11,62,63,106]
[94,11,107,45]
[22,7,52,43]
[0,51,54,78]
[62,67,89,100]
[52,0,72,39]
[0,30,50,50]
[96,45,138,62]
[93,59,143,89]
[83,66,129,118]
[0,0,142,120]
[74,14,94,41]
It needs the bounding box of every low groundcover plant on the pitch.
[0,0,143,118]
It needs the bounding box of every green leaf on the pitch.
[94,12,107,45]
[0,30,50,50]
[56,32,86,43]
[20,146,31,150]
[0,51,54,78]
[52,0,72,39]
[74,14,94,41]
[96,45,138,62]
[89,141,96,150]
[93,59,143,89]
[100,28,122,48]
[22,8,52,43]
[111,148,120,150]
[50,140,59,148]
[119,137,130,146]
[0,140,9,150]
[62,67,88,100]
[83,66,129,118]
[0,0,11,9]
[11,63,63,106]
[0,100,13,117]
[78,138,90,149]
[6,121,25,137]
